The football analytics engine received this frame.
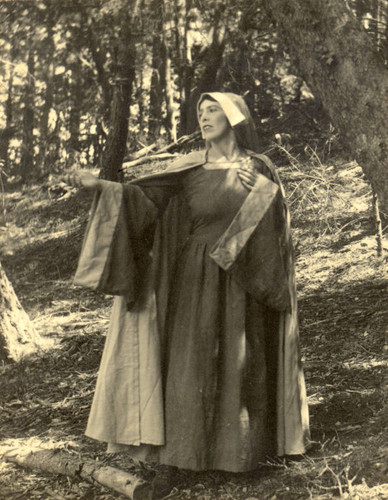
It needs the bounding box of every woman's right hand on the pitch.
[65,171,101,191]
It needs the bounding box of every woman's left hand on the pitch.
[238,161,259,191]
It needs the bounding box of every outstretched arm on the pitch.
[65,171,102,191]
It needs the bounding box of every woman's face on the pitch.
[198,100,231,142]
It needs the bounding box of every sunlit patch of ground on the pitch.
[0,160,387,499]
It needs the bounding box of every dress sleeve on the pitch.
[73,180,156,304]
[74,173,185,306]
[210,167,291,311]
[131,171,183,211]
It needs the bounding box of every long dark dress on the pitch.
[129,164,280,472]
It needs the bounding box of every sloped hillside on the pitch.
[0,156,387,499]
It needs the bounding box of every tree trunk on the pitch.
[171,0,189,136]
[148,0,166,140]
[0,262,45,362]
[372,190,384,258]
[0,56,15,168]
[20,49,35,183]
[136,64,146,135]
[99,41,136,181]
[264,0,388,214]
[149,0,176,142]
[81,9,111,123]
[378,0,388,61]
[38,17,55,174]
[99,1,142,181]
[177,0,194,136]
[164,51,177,142]
[38,61,55,172]
[68,64,83,161]
[185,7,227,133]
[0,128,15,173]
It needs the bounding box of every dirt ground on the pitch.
[0,157,387,499]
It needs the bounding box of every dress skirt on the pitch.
[105,166,283,471]
[159,236,280,471]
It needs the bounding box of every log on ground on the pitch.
[4,448,151,500]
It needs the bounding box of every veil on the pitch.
[197,92,262,153]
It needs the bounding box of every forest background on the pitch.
[0,0,387,499]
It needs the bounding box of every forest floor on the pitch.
[0,153,387,499]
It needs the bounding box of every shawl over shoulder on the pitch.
[74,151,310,456]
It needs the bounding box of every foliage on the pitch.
[0,0,385,182]
[0,2,387,496]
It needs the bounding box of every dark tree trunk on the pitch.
[38,18,55,174]
[0,78,15,165]
[99,2,141,181]
[377,0,388,60]
[371,0,379,43]
[264,0,388,214]
[0,262,45,362]
[81,9,111,123]
[0,55,15,167]
[164,49,177,142]
[177,0,193,136]
[148,0,166,140]
[0,128,16,228]
[0,128,15,170]
[136,65,146,134]
[20,49,35,183]
[149,0,176,142]
[68,64,83,159]
[171,0,189,136]
[39,62,54,159]
[185,8,227,133]
[158,0,177,142]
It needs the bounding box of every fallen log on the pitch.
[156,130,201,153]
[128,142,159,161]
[121,152,179,170]
[123,130,201,163]
[4,447,151,500]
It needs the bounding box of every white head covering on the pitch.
[197,92,261,153]
[198,92,246,126]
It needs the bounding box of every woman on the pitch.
[71,92,309,476]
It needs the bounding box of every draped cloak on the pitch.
[73,148,310,465]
